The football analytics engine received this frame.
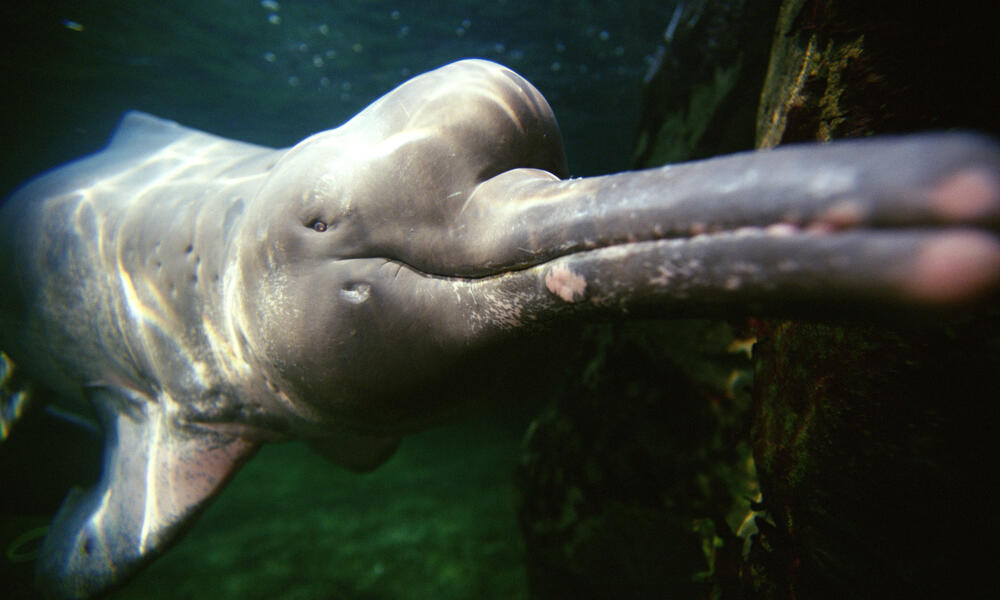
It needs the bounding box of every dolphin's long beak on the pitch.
[406,132,1000,333]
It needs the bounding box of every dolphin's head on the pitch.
[231,60,1000,435]
[232,60,571,431]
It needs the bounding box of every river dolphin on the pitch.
[1,59,999,598]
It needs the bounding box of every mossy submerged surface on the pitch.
[113,411,534,600]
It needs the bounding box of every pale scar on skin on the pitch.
[545,264,587,302]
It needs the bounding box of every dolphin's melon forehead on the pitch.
[258,59,564,211]
[268,60,547,175]
[337,60,553,143]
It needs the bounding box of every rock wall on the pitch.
[750,1,999,598]
[516,1,999,598]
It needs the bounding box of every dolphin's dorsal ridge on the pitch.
[105,111,195,155]
[37,386,258,598]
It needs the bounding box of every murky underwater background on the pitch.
[1,0,679,197]
[0,2,682,598]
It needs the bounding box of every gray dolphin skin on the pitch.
[2,59,1000,598]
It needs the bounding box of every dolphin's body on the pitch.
[1,59,999,598]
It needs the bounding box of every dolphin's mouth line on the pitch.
[363,219,1000,309]
[379,226,807,281]
[384,222,996,282]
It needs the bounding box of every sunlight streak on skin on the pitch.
[116,271,162,350]
[362,128,434,159]
[59,126,278,402]
[440,87,528,134]
[116,269,154,375]
[200,314,246,384]
[65,133,271,217]
[91,487,113,546]
[138,410,162,554]
[221,269,254,377]
[116,263,203,392]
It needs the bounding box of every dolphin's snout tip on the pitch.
[905,230,1000,304]
[930,167,1000,223]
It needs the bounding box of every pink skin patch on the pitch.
[545,264,587,302]
[905,231,1000,303]
[931,169,1000,222]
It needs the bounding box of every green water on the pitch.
[121,412,532,600]
[1,1,677,197]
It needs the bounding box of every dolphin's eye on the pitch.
[309,219,328,232]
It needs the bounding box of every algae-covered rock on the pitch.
[516,3,776,598]
[516,321,756,599]
[633,0,781,167]
[750,318,999,598]
[749,1,1000,597]
[517,1,1000,598]
[758,0,998,147]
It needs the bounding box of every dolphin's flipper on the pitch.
[307,430,401,473]
[37,386,258,599]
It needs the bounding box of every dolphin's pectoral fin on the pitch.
[307,430,401,473]
[37,386,258,599]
